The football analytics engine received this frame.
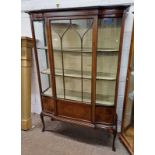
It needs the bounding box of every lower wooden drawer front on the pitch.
[42,96,54,113]
[57,100,91,121]
[95,106,115,124]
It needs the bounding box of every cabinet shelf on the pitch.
[37,46,48,50]
[53,48,118,53]
[41,68,116,80]
[53,48,92,53]
[96,72,116,80]
[37,47,118,53]
[96,100,114,106]
[97,48,119,52]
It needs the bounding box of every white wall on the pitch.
[21,0,133,11]
[21,0,134,131]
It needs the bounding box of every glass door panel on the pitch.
[83,79,91,102]
[53,50,62,74]
[96,80,115,106]
[55,76,64,99]
[98,18,122,50]
[97,52,118,79]
[96,18,122,106]
[65,77,82,101]
[83,53,92,102]
[33,20,52,97]
[50,18,93,102]
[63,52,81,77]
[83,53,92,78]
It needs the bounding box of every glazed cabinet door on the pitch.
[49,17,95,104]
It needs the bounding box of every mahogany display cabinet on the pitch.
[27,6,129,151]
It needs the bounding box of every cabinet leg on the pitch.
[112,129,117,151]
[112,114,117,151]
[40,112,45,132]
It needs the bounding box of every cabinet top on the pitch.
[26,5,129,14]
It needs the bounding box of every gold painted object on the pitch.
[21,37,33,130]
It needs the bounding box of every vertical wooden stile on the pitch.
[46,18,57,115]
[91,16,98,123]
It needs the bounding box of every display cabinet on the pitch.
[119,27,134,154]
[27,6,128,151]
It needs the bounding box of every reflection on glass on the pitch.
[96,18,122,106]
[51,19,93,102]
[34,21,52,97]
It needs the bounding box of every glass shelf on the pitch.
[53,48,92,53]
[37,46,48,50]
[96,72,116,80]
[53,48,118,53]
[96,100,114,106]
[41,68,116,80]
[97,48,119,52]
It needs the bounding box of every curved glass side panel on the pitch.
[33,20,52,97]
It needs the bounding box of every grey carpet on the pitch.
[22,113,129,155]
